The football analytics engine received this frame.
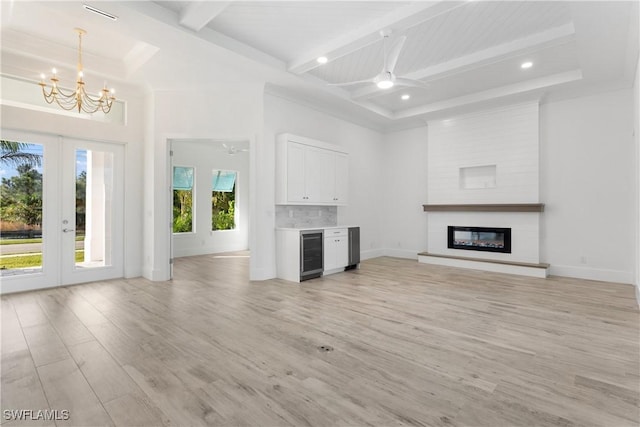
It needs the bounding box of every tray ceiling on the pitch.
[1,1,638,129]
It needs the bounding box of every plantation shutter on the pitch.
[212,171,236,192]
[173,167,194,190]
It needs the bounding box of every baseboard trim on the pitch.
[549,265,633,285]
[250,267,276,281]
[0,280,58,295]
[381,248,419,260]
[149,268,170,282]
[361,249,385,260]
[174,246,248,258]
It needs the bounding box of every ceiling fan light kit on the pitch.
[376,71,395,89]
[222,143,249,155]
[329,31,428,91]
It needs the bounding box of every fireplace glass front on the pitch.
[447,226,511,253]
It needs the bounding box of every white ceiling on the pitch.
[1,1,638,131]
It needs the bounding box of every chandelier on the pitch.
[39,28,115,114]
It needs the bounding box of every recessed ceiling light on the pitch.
[401,94,410,100]
[83,4,118,20]
[317,56,328,64]
[521,61,533,69]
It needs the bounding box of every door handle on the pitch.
[63,228,75,233]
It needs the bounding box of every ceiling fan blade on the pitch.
[394,77,430,89]
[386,35,407,73]
[328,78,374,87]
[222,143,229,149]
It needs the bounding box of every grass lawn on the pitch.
[0,251,84,269]
[0,238,43,245]
[0,236,84,245]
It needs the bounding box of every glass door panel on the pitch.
[0,130,59,293]
[62,140,123,285]
[74,148,115,269]
[0,142,45,275]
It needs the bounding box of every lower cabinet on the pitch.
[324,228,348,271]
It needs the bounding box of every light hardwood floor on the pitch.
[2,254,639,426]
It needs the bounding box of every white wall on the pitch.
[144,84,264,281]
[540,88,635,283]
[264,92,386,262]
[171,141,249,257]
[380,126,429,259]
[1,90,145,280]
[634,53,640,302]
[425,103,541,264]
[427,103,540,204]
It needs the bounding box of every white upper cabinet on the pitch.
[285,142,306,203]
[276,134,349,206]
[333,152,348,204]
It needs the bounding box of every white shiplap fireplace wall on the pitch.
[421,102,545,277]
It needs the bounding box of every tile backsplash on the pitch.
[276,205,337,228]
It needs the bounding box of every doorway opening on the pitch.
[169,138,250,280]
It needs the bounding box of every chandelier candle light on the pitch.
[39,28,115,114]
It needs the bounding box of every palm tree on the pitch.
[0,140,42,168]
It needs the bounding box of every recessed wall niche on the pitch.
[459,165,496,189]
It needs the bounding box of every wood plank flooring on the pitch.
[1,254,639,426]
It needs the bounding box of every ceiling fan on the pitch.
[222,143,249,155]
[329,31,428,90]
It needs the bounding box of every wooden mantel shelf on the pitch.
[423,203,544,213]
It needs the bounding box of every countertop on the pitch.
[276,225,358,231]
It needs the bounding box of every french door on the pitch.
[0,130,124,293]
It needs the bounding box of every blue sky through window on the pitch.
[0,143,44,179]
[0,144,87,180]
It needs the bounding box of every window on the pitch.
[173,166,194,233]
[212,170,236,231]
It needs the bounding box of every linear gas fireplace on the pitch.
[448,226,511,253]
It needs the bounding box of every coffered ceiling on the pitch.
[1,1,638,130]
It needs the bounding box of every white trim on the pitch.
[360,248,385,260]
[382,248,420,260]
[149,268,168,282]
[174,245,247,258]
[418,254,548,278]
[549,265,634,285]
[1,277,62,295]
[249,266,273,281]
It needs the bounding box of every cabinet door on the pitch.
[333,153,348,204]
[324,236,348,270]
[335,237,348,268]
[324,237,337,270]
[305,147,334,203]
[286,142,306,202]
